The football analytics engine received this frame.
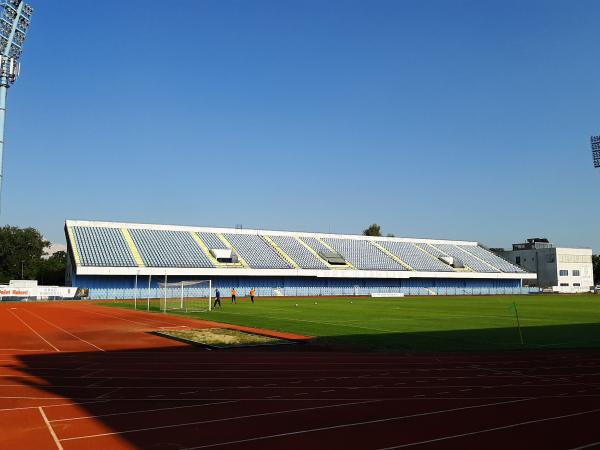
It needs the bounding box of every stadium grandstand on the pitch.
[65,219,536,299]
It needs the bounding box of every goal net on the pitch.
[156,280,212,313]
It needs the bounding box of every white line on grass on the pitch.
[379,407,600,449]
[210,309,513,347]
[58,399,380,442]
[22,309,104,352]
[39,407,64,450]
[212,310,397,333]
[180,398,533,449]
[7,310,60,352]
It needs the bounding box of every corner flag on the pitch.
[509,302,524,346]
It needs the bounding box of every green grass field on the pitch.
[101,294,600,352]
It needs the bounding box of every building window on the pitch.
[574,283,581,287]
[560,283,569,286]
[515,257,521,265]
[559,270,568,276]
[573,270,580,277]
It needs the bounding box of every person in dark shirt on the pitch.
[213,289,221,308]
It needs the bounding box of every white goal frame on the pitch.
[157,279,212,313]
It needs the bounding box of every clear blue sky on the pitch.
[2,0,599,252]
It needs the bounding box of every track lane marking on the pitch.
[50,400,237,422]
[7,310,60,352]
[0,400,110,412]
[96,387,121,399]
[0,383,587,390]
[180,398,532,449]
[85,306,191,327]
[59,399,379,442]
[21,309,104,352]
[79,307,173,327]
[2,394,598,404]
[380,406,600,449]
[569,442,600,450]
[0,348,45,352]
[39,407,64,450]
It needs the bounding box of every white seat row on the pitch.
[458,245,524,273]
[224,234,291,269]
[129,229,214,268]
[74,227,136,267]
[323,238,407,271]
[378,241,454,272]
[270,235,328,269]
[431,244,499,273]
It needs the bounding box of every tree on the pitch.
[0,226,50,284]
[36,251,67,286]
[593,255,599,285]
[363,224,382,237]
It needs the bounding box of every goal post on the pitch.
[156,279,212,313]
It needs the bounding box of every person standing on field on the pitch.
[213,289,221,308]
[249,288,255,304]
[231,288,237,303]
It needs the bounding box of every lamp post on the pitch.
[0,0,33,211]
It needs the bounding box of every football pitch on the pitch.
[101,294,600,352]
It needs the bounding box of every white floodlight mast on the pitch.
[0,0,32,212]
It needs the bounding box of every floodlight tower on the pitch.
[0,0,33,211]
[592,135,600,170]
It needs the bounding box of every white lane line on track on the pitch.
[87,377,111,388]
[80,308,169,327]
[81,369,104,378]
[59,399,380,442]
[97,387,122,399]
[3,370,594,381]
[0,399,110,412]
[50,400,237,422]
[569,441,600,450]
[0,348,45,352]
[3,395,598,404]
[39,407,64,450]
[21,309,104,352]
[1,383,584,390]
[7,309,60,352]
[380,407,600,449]
[180,398,534,449]
[84,307,189,327]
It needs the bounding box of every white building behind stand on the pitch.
[497,239,594,293]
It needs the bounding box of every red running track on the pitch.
[0,301,599,449]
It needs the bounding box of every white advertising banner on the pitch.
[0,285,78,299]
